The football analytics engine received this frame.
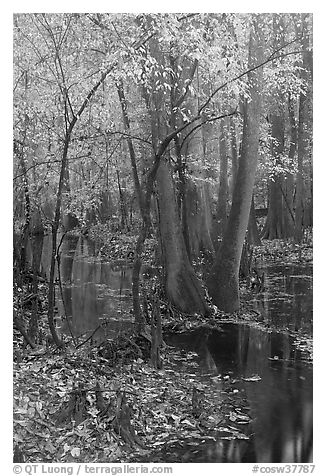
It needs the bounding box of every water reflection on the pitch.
[27,234,134,342]
[252,264,313,333]
[165,324,312,463]
[62,238,135,342]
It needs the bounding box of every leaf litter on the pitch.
[14,338,254,463]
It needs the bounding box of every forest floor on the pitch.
[13,233,313,463]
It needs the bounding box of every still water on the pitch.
[31,234,135,341]
[250,264,313,334]
[164,324,312,462]
[29,234,313,463]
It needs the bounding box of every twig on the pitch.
[75,325,102,349]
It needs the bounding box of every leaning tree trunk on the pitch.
[116,79,145,218]
[157,159,209,315]
[206,18,264,313]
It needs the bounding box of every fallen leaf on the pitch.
[242,374,261,382]
[71,447,81,458]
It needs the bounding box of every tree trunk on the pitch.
[206,18,264,313]
[248,196,261,246]
[295,14,312,243]
[262,114,287,239]
[184,177,214,261]
[116,170,128,230]
[47,137,70,348]
[294,93,305,242]
[28,229,44,341]
[116,79,145,218]
[14,140,31,275]
[281,175,295,237]
[262,176,283,239]
[157,159,209,314]
[229,116,239,195]
[216,118,229,236]
[282,95,297,238]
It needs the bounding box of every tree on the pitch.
[262,15,297,240]
[262,114,288,239]
[294,14,312,243]
[215,117,229,237]
[207,15,264,313]
[157,159,209,314]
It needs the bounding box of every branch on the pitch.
[87,13,111,31]
[75,325,102,349]
[266,35,303,61]
[180,109,239,150]
[111,20,129,49]
[154,46,304,160]
[74,66,116,122]
[74,23,158,124]
[156,120,198,158]
[89,13,156,53]
[58,15,72,49]
[106,129,152,146]
[38,15,76,122]
[177,13,198,22]
[198,48,304,116]
[13,154,95,181]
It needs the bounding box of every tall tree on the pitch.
[215,117,229,236]
[262,15,296,240]
[207,15,264,312]
[294,14,312,243]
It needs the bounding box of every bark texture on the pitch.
[184,177,214,260]
[248,197,261,246]
[157,160,209,314]
[216,118,229,236]
[206,18,264,312]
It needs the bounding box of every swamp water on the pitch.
[29,235,313,463]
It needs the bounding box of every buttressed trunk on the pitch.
[206,18,264,313]
[157,159,209,315]
[184,177,214,260]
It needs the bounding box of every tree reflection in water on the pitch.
[165,324,312,463]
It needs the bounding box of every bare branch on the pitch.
[106,129,152,146]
